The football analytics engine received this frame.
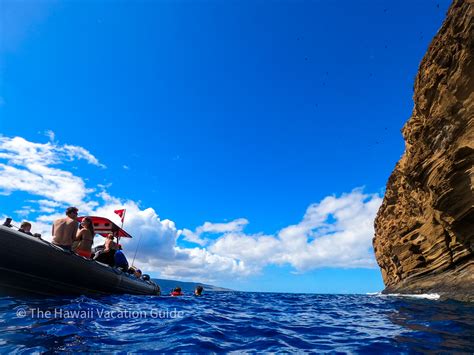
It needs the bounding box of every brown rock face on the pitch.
[373,0,474,301]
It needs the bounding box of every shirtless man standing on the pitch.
[52,207,79,250]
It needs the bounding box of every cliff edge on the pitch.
[373,0,474,302]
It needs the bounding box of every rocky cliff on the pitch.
[373,0,473,302]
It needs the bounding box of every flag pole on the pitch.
[120,209,126,230]
[131,232,143,268]
[114,209,126,246]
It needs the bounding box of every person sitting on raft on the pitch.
[194,285,203,296]
[52,207,79,250]
[73,217,95,258]
[127,266,142,278]
[92,233,113,257]
[114,244,129,271]
[94,234,116,266]
[19,222,33,236]
[171,287,183,296]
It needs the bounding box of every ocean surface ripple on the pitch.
[1,292,473,353]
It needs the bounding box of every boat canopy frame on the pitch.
[77,216,133,239]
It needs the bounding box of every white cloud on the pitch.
[34,199,64,211]
[14,206,34,218]
[112,189,381,281]
[0,136,104,211]
[182,218,249,246]
[157,247,248,280]
[62,144,105,168]
[209,232,279,274]
[0,135,382,284]
[0,163,97,212]
[181,229,206,246]
[209,189,382,272]
[0,136,105,167]
[89,195,249,282]
[43,130,56,142]
[200,218,249,234]
[34,199,62,208]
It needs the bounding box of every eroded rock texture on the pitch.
[373,0,474,301]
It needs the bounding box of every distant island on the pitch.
[153,278,233,294]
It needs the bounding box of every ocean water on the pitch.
[0,292,473,353]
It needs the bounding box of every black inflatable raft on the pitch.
[0,224,160,296]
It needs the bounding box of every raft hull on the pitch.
[0,225,160,296]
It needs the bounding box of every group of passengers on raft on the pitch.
[19,206,143,279]
[50,207,144,278]
[19,207,205,295]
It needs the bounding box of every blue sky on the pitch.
[0,0,450,293]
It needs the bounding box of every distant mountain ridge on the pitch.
[153,278,233,294]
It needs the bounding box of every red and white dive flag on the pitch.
[114,209,126,223]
